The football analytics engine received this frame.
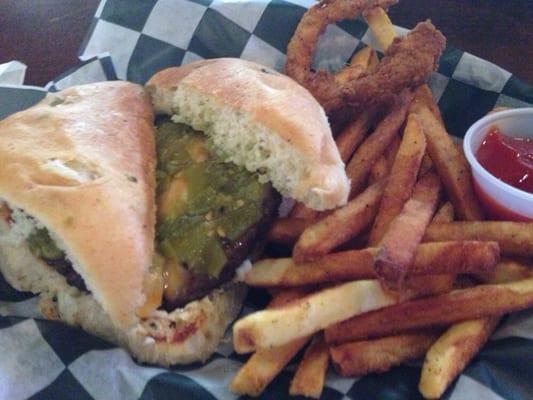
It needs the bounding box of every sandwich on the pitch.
[0,58,349,365]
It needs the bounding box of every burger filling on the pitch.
[4,119,279,314]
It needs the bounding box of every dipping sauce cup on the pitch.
[463,108,533,221]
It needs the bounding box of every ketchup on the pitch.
[474,126,533,221]
[476,126,533,194]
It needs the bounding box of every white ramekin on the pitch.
[463,108,533,221]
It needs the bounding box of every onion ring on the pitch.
[285,0,446,113]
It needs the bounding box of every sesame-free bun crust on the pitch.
[146,58,350,211]
[0,82,156,328]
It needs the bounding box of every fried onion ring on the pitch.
[285,0,446,113]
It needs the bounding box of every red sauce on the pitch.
[476,126,533,194]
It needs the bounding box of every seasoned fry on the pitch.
[290,202,319,221]
[363,6,397,50]
[424,221,533,257]
[375,171,441,286]
[368,114,427,244]
[229,289,311,396]
[384,133,401,170]
[293,180,385,262]
[414,106,484,220]
[267,217,311,245]
[233,279,399,353]
[369,155,390,183]
[479,260,533,284]
[346,90,414,197]
[410,85,444,125]
[336,46,377,85]
[325,278,533,344]
[432,201,454,223]
[331,331,440,377]
[419,316,501,399]
[246,241,498,287]
[334,64,364,85]
[289,334,329,398]
[335,110,374,162]
[350,46,377,69]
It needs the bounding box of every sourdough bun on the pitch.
[0,82,156,328]
[146,58,350,211]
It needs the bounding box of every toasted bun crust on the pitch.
[0,218,245,365]
[0,82,156,328]
[146,58,350,210]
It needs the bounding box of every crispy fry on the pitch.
[346,90,413,197]
[325,278,533,344]
[289,334,329,398]
[350,46,376,69]
[334,63,365,85]
[331,331,440,377]
[369,155,390,183]
[293,180,385,262]
[246,241,498,287]
[375,171,441,286]
[414,106,484,220]
[229,289,311,396]
[267,217,312,245]
[410,85,444,125]
[480,260,533,284]
[363,6,397,51]
[290,202,319,221]
[384,133,401,169]
[419,316,501,399]
[335,110,374,162]
[424,221,533,257]
[233,279,399,353]
[369,114,427,244]
[432,201,454,223]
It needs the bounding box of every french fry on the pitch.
[346,90,414,197]
[424,221,533,257]
[334,64,364,85]
[233,279,399,353]
[432,201,455,223]
[324,278,533,345]
[368,114,427,244]
[375,171,441,287]
[418,316,501,399]
[414,106,484,221]
[293,180,385,262]
[335,110,374,163]
[478,259,533,284]
[289,202,319,221]
[363,6,396,51]
[368,155,390,183]
[229,289,311,396]
[410,85,444,125]
[384,133,401,170]
[349,46,376,69]
[267,217,311,245]
[289,334,329,398]
[331,331,440,377]
[246,241,498,287]
[335,45,375,86]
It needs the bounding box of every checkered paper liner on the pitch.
[1,0,533,399]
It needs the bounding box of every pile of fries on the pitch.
[229,6,533,399]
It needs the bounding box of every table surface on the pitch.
[0,0,532,86]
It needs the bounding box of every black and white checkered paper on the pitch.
[1,0,532,399]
